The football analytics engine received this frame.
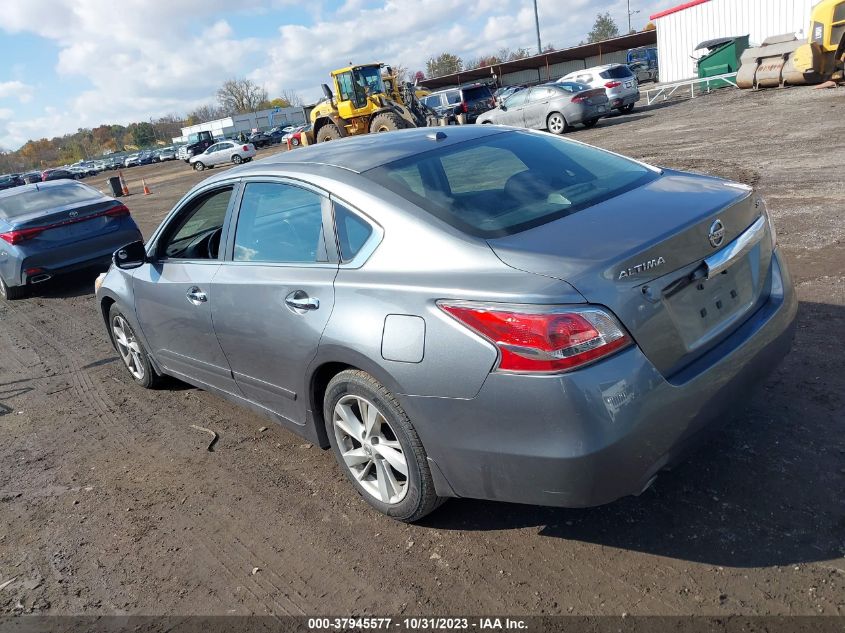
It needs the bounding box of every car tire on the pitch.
[621,103,635,113]
[0,275,26,300]
[546,111,569,135]
[232,155,242,165]
[369,111,405,133]
[109,304,164,389]
[193,161,205,171]
[324,369,445,522]
[317,124,342,143]
[291,138,300,146]
[583,118,600,128]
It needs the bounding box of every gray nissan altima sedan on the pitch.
[95,126,797,521]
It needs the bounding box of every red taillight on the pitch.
[0,226,44,245]
[105,204,130,218]
[439,302,632,373]
[605,81,621,88]
[460,101,468,113]
[243,145,250,152]
[571,94,587,103]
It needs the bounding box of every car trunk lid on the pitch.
[7,199,127,245]
[486,171,774,377]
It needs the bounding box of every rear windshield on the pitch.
[364,131,657,238]
[462,85,493,101]
[0,182,101,219]
[600,66,634,79]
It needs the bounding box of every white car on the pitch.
[189,140,257,171]
[559,63,640,113]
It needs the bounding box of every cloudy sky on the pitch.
[0,0,668,150]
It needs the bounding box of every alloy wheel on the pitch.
[548,113,566,134]
[332,394,408,505]
[112,315,146,381]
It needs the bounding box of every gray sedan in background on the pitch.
[96,126,796,522]
[477,83,609,132]
[0,180,142,300]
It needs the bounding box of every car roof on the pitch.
[225,125,510,175]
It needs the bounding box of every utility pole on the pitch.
[533,0,542,54]
[627,0,640,33]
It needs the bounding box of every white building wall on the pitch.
[174,106,307,143]
[655,0,815,83]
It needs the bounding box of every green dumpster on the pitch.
[695,35,750,89]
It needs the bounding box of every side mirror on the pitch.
[114,240,147,270]
[321,83,334,102]
[500,103,507,111]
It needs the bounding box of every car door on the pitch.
[210,142,232,166]
[521,87,553,129]
[500,90,530,126]
[201,143,221,165]
[211,179,338,424]
[132,183,240,393]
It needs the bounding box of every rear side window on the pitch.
[445,90,461,105]
[0,182,101,219]
[557,82,588,93]
[364,131,656,238]
[233,182,327,263]
[334,203,373,262]
[600,66,634,79]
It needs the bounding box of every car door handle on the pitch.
[186,286,208,305]
[285,290,319,312]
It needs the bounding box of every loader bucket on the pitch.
[737,35,824,88]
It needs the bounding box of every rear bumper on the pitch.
[609,91,640,108]
[399,249,797,507]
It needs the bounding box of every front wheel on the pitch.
[109,305,164,389]
[232,154,242,165]
[546,111,569,135]
[193,161,205,171]
[369,111,405,133]
[324,370,445,522]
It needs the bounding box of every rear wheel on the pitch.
[547,111,569,135]
[369,111,405,133]
[583,118,600,128]
[291,138,300,146]
[0,276,26,300]
[193,161,205,171]
[324,370,444,522]
[109,304,163,389]
[232,154,242,165]
[620,103,635,113]
[317,124,342,143]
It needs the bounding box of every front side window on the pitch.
[504,90,529,108]
[365,131,656,238]
[233,182,327,263]
[159,187,233,259]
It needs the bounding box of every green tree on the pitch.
[130,122,156,148]
[587,12,620,43]
[426,52,463,78]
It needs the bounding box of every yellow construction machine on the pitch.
[310,63,437,142]
[737,0,845,88]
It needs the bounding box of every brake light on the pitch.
[571,94,588,103]
[243,145,250,152]
[439,301,632,373]
[105,204,130,218]
[605,81,621,88]
[1,227,44,245]
[460,101,468,113]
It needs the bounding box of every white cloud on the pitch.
[0,80,34,103]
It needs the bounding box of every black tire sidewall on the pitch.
[324,372,427,520]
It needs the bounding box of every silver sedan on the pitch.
[189,140,257,171]
[477,82,609,132]
[96,126,796,521]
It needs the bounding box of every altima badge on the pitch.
[618,257,666,279]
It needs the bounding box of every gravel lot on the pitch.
[1,86,843,617]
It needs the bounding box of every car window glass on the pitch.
[335,202,374,262]
[462,86,492,101]
[601,66,634,79]
[440,145,528,194]
[423,96,440,108]
[504,90,529,108]
[336,72,355,101]
[387,164,426,196]
[0,182,100,218]
[233,182,327,263]
[207,144,220,153]
[445,91,461,105]
[160,187,233,259]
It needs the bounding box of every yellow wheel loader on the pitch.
[310,64,437,143]
[737,0,845,88]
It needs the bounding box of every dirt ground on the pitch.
[1,87,844,618]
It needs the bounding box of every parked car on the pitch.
[158,147,177,161]
[477,82,609,132]
[124,154,140,168]
[248,131,273,148]
[177,131,215,161]
[559,63,640,113]
[21,171,42,184]
[97,126,796,522]
[188,140,256,171]
[0,174,25,191]
[283,125,311,147]
[629,61,659,84]
[0,180,142,300]
[493,85,525,105]
[422,83,496,123]
[41,168,76,181]
[138,151,154,166]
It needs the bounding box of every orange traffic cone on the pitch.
[118,169,129,196]
[142,178,152,195]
